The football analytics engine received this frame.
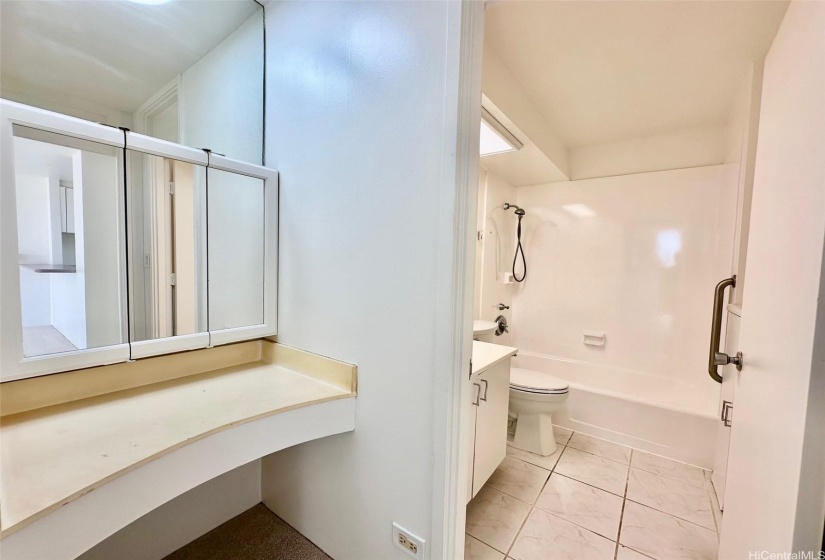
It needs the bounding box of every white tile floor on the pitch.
[466,429,721,560]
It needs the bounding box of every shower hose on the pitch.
[512,214,526,282]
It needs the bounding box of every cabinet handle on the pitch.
[479,379,489,402]
[472,383,481,406]
[722,400,733,427]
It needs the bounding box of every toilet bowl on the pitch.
[509,367,569,456]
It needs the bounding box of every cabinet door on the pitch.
[472,360,510,497]
[467,381,479,504]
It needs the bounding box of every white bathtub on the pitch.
[513,352,719,469]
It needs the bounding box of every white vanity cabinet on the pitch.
[468,341,517,501]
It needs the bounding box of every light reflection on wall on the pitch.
[656,229,683,268]
[562,203,596,217]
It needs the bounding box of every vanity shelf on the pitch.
[0,340,357,560]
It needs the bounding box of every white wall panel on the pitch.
[511,165,738,401]
[259,1,465,559]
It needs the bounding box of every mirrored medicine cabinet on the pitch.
[0,102,278,381]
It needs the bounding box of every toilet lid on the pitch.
[509,368,569,394]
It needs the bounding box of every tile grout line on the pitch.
[614,448,633,560]
[473,428,716,559]
[566,430,710,477]
[504,443,569,558]
[622,496,718,534]
[543,470,625,499]
[508,434,629,556]
[535,507,623,546]
[510,433,632,553]
[493,445,562,503]
[707,475,719,533]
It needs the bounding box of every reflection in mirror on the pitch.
[13,125,125,357]
[208,169,265,330]
[0,1,263,164]
[127,151,207,342]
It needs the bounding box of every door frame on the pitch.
[429,1,485,559]
[438,2,825,558]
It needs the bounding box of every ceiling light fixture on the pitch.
[480,107,523,157]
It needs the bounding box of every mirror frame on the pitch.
[124,134,211,360]
[205,153,278,347]
[0,100,130,380]
[0,101,279,382]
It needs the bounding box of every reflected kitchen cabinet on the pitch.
[1,108,131,379]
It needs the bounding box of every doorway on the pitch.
[451,2,825,559]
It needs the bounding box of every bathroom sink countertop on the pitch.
[472,340,518,376]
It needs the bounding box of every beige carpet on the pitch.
[163,504,332,560]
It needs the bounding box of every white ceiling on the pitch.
[1,0,260,112]
[14,137,76,183]
[485,0,789,148]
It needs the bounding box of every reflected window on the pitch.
[13,126,125,357]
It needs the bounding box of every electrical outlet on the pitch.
[392,522,425,559]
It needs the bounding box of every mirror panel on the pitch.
[208,169,265,330]
[13,125,125,358]
[127,150,207,342]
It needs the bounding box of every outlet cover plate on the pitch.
[392,522,425,559]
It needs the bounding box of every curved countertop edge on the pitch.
[472,340,518,377]
[0,396,356,560]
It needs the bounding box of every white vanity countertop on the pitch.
[472,341,518,376]
[0,342,357,542]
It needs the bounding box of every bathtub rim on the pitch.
[512,351,720,421]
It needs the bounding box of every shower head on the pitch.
[504,202,526,216]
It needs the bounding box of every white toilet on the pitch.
[509,368,569,456]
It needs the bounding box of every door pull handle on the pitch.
[708,276,737,383]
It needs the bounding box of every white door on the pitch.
[711,309,739,509]
[171,160,197,335]
[718,2,825,556]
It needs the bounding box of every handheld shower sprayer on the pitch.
[504,202,527,282]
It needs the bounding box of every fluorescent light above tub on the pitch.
[480,107,523,157]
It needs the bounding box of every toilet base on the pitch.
[511,412,558,456]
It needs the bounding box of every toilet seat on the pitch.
[509,368,569,395]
